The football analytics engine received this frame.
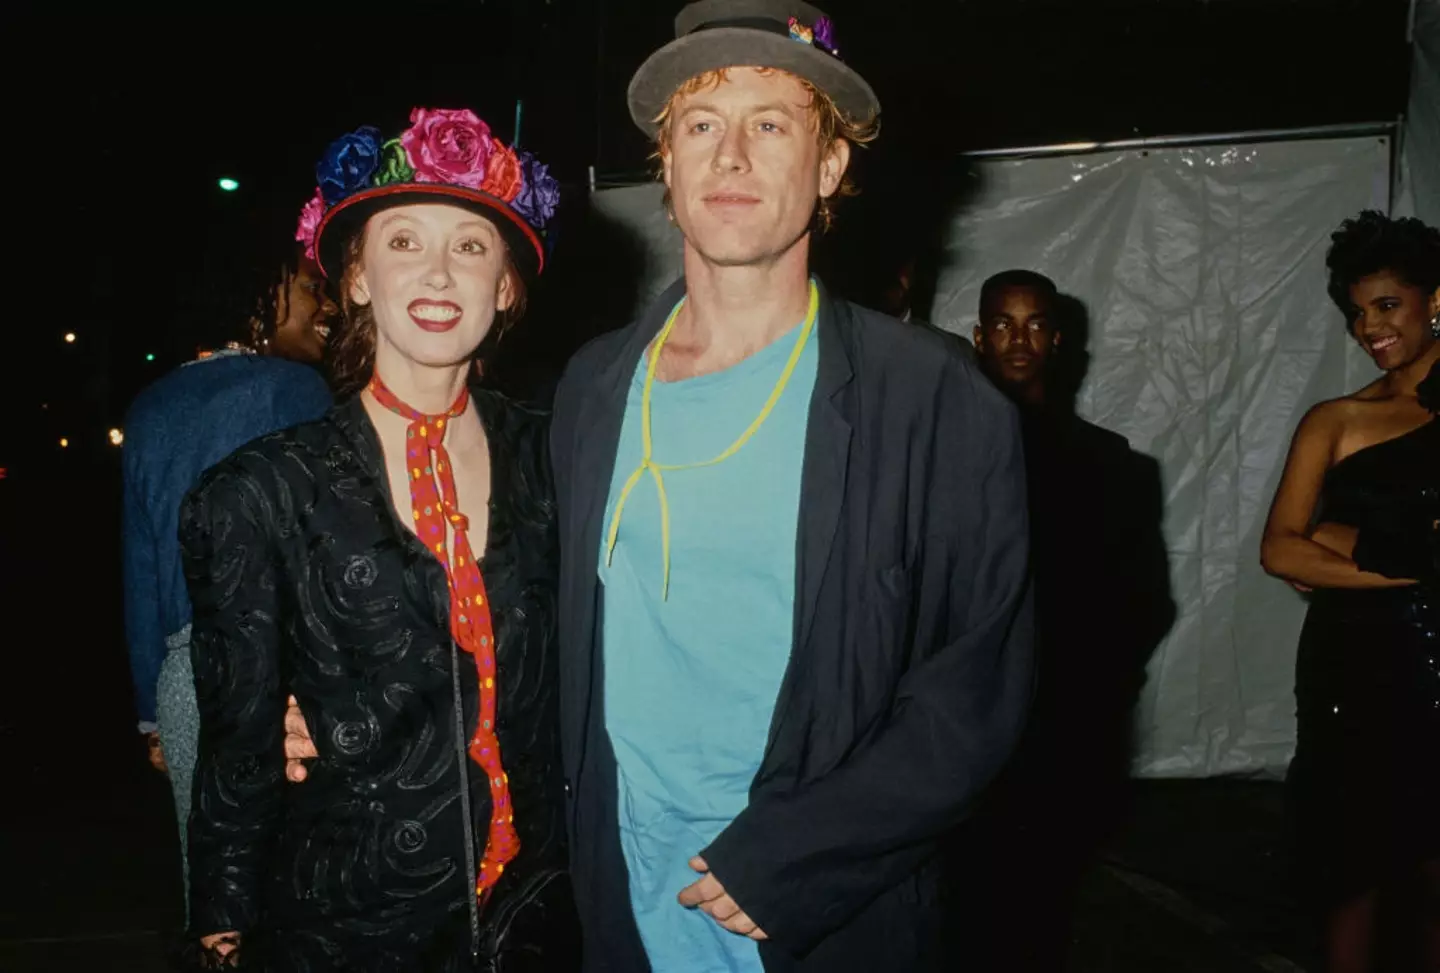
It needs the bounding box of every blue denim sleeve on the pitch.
[272,366,334,428]
[122,404,165,731]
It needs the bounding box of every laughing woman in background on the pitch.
[122,213,334,920]
[1261,211,1439,973]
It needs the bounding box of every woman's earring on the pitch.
[1430,310,1440,339]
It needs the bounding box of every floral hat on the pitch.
[297,107,561,282]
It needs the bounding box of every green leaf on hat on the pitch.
[373,138,415,187]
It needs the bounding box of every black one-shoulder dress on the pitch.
[1287,399,1439,904]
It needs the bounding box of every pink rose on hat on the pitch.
[295,188,325,261]
[401,107,494,189]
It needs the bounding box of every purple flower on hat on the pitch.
[511,150,560,229]
[317,126,383,206]
[813,15,836,54]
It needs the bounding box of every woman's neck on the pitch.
[1382,341,1440,399]
[369,356,471,414]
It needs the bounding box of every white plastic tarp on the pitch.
[588,133,1390,778]
[1396,0,1440,223]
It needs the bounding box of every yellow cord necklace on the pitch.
[605,280,819,600]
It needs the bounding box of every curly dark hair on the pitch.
[1324,210,1440,328]
[327,229,529,399]
[179,204,307,355]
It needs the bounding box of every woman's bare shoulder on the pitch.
[1293,395,1353,438]
[1300,385,1398,431]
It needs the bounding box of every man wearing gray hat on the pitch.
[551,2,1035,969]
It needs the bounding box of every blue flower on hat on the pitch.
[511,150,560,228]
[317,126,384,206]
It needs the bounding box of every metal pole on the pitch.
[513,99,523,148]
[594,0,606,177]
[1389,113,1404,215]
[959,121,1398,161]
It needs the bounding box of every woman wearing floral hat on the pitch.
[178,107,575,971]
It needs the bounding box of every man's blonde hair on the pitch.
[651,67,879,232]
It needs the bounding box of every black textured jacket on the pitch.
[179,388,577,971]
[552,279,1036,972]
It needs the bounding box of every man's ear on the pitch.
[817,138,851,200]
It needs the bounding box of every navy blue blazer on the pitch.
[551,278,1035,972]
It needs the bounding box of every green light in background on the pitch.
[218,177,240,191]
[146,353,156,362]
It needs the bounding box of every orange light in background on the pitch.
[63,332,76,344]
[109,428,125,446]
[59,438,69,448]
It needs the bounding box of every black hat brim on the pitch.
[312,184,544,282]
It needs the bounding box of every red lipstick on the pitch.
[408,299,462,333]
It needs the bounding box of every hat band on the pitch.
[690,14,839,58]
[690,16,792,36]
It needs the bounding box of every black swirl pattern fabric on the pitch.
[179,387,577,971]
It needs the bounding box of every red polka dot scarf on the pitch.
[368,374,519,895]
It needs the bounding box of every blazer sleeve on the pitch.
[178,463,289,937]
[702,358,1036,955]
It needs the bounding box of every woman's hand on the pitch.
[146,731,168,774]
[284,695,318,782]
[199,931,241,968]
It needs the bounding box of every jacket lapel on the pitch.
[562,279,688,781]
[766,282,855,756]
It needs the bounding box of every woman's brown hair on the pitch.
[327,227,529,397]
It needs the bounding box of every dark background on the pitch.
[2,0,1414,475]
[0,1,1418,966]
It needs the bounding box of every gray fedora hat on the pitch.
[627,0,881,137]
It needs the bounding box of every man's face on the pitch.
[661,67,849,268]
[973,285,1060,388]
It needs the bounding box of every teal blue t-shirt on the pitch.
[599,312,818,972]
